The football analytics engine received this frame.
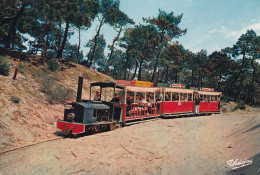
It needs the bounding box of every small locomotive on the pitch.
[57,77,123,136]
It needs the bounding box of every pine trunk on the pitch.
[106,26,122,74]
[88,17,104,67]
[57,19,70,58]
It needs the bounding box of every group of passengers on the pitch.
[126,93,156,115]
[94,91,124,103]
[164,94,192,102]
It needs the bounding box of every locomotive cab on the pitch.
[57,77,122,136]
[64,101,110,124]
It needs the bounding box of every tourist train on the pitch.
[57,77,221,136]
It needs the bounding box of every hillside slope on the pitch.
[0,55,114,152]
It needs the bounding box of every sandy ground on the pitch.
[0,112,259,175]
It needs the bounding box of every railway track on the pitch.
[0,137,63,155]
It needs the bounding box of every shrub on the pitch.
[233,99,246,111]
[31,69,74,103]
[221,107,228,113]
[41,76,55,93]
[47,59,59,72]
[47,85,74,103]
[11,96,20,103]
[221,95,234,103]
[0,56,10,76]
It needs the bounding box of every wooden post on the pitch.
[13,68,18,80]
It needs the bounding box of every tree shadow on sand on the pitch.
[242,124,260,134]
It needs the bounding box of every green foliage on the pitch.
[86,34,106,69]
[0,56,10,76]
[221,95,234,103]
[233,99,246,111]
[0,0,259,105]
[11,96,20,103]
[47,60,59,72]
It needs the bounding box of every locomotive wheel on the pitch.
[94,125,100,132]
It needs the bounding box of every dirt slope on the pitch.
[0,56,114,152]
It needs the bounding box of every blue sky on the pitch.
[70,0,260,55]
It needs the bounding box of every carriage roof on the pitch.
[91,82,124,90]
[162,87,194,93]
[121,85,161,93]
[196,91,222,96]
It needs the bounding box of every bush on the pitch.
[0,56,10,76]
[233,99,246,111]
[47,85,74,103]
[47,59,59,72]
[41,77,55,93]
[31,68,74,103]
[221,95,234,103]
[221,107,228,113]
[11,96,20,103]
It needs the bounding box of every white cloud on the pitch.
[208,26,227,34]
[208,22,260,41]
[226,22,260,39]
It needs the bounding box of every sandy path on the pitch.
[0,113,259,175]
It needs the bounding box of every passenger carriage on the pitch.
[160,87,195,117]
[195,89,222,114]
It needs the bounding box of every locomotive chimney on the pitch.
[76,76,83,102]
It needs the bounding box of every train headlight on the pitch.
[67,113,75,120]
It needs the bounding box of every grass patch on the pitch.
[0,56,10,76]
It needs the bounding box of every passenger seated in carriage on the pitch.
[165,94,171,101]
[140,96,147,104]
[147,92,152,98]
[94,91,101,101]
[110,93,119,103]
[126,95,134,115]
[135,95,141,103]
[114,96,124,108]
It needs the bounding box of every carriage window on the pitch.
[180,93,183,101]
[180,93,187,102]
[188,94,193,101]
[172,93,178,101]
[165,93,171,101]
